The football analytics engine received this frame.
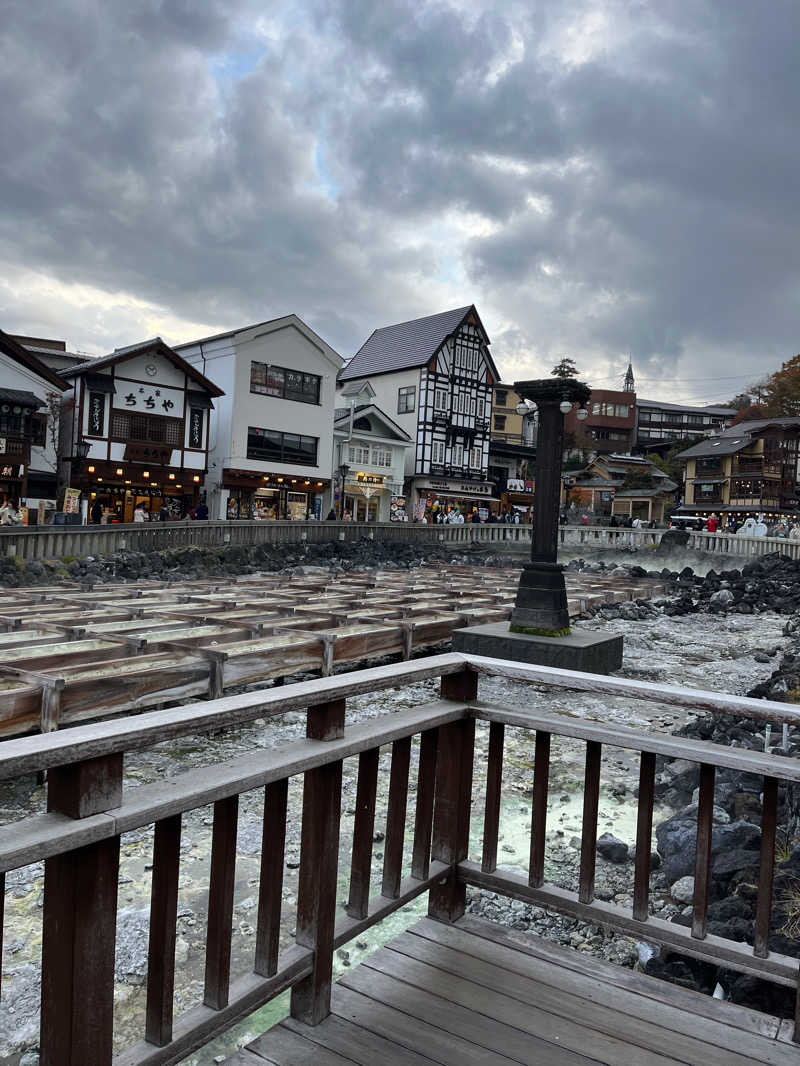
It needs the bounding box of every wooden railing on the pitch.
[2,652,800,1064]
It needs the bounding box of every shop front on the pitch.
[341,472,398,522]
[413,477,498,522]
[222,470,328,520]
[79,458,204,522]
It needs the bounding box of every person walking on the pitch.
[90,499,103,525]
[133,503,149,522]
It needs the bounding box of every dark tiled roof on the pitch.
[637,398,736,416]
[0,388,45,408]
[674,436,753,460]
[339,306,477,382]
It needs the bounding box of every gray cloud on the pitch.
[1,0,798,399]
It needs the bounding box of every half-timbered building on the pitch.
[338,306,500,517]
[60,338,223,522]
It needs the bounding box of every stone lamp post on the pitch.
[510,377,591,636]
[452,375,623,673]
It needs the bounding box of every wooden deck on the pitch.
[231,916,796,1066]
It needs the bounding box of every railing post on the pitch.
[41,754,123,1066]
[290,698,345,1025]
[428,668,477,923]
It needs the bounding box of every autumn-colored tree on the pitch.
[759,355,800,416]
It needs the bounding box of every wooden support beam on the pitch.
[482,721,504,874]
[290,699,344,1025]
[40,753,122,1066]
[529,730,550,889]
[145,814,182,1046]
[382,736,412,899]
[633,751,656,922]
[692,763,715,940]
[255,778,288,978]
[204,795,239,1009]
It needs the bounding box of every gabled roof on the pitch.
[674,436,752,460]
[339,305,499,383]
[174,314,343,372]
[333,403,412,443]
[0,328,70,391]
[61,337,224,397]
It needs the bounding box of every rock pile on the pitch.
[0,537,518,587]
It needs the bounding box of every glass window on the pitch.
[592,402,601,414]
[31,413,47,447]
[494,415,506,431]
[250,362,320,403]
[615,405,629,418]
[434,388,448,410]
[398,386,416,413]
[452,443,463,467]
[433,441,445,464]
[470,446,481,468]
[638,410,650,422]
[247,427,318,466]
[495,390,507,407]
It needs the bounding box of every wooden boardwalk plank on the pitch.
[366,942,684,1066]
[446,917,788,1049]
[340,964,599,1065]
[393,926,789,1066]
[247,916,795,1066]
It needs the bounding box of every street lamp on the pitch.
[509,377,591,636]
[338,462,350,520]
[73,438,91,467]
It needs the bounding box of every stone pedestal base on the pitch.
[510,561,570,633]
[452,622,623,675]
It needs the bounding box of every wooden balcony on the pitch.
[2,654,799,1065]
[0,436,31,465]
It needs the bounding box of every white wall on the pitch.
[354,369,421,477]
[0,351,60,476]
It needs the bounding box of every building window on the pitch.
[470,446,482,468]
[398,386,415,413]
[111,411,182,446]
[614,405,629,418]
[372,448,392,467]
[348,445,369,464]
[592,402,601,414]
[434,388,448,410]
[88,393,105,436]
[495,390,507,407]
[247,427,318,466]
[31,413,48,447]
[494,415,506,431]
[250,362,321,404]
[470,397,476,416]
[432,441,445,465]
[188,408,204,449]
[452,443,464,467]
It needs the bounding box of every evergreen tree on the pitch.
[551,357,578,379]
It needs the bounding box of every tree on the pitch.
[759,355,800,416]
[551,357,578,379]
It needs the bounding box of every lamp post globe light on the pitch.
[509,377,591,637]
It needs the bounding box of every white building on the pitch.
[176,315,342,520]
[60,338,222,522]
[0,329,70,515]
[332,382,413,521]
[337,306,500,518]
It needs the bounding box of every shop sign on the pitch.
[125,443,173,463]
[426,479,492,495]
[1,464,20,478]
[88,394,105,435]
[63,487,82,514]
[356,473,384,485]
[113,380,184,418]
[507,478,526,492]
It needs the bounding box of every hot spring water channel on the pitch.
[0,609,790,1065]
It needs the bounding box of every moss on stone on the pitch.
[509,624,572,638]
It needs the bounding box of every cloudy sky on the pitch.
[1,0,797,402]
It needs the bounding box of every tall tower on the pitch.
[623,360,635,393]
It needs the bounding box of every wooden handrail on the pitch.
[3,653,800,1064]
